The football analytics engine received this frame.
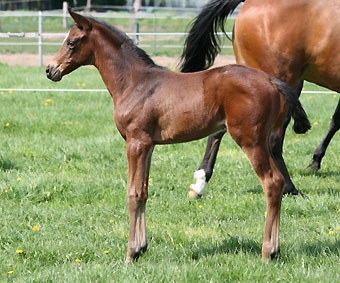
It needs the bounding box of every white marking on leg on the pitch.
[190,169,207,196]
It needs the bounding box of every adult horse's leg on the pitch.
[270,79,304,195]
[125,137,153,262]
[308,98,340,170]
[189,130,226,198]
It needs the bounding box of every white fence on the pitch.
[0,10,234,66]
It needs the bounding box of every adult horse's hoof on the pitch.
[283,187,308,199]
[307,160,321,171]
[188,186,201,199]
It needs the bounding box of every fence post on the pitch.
[38,11,43,67]
[152,13,156,53]
[63,2,68,28]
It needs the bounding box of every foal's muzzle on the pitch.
[46,64,62,82]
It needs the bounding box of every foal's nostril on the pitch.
[46,66,50,75]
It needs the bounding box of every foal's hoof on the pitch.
[125,249,141,263]
[262,244,280,263]
[188,186,201,199]
[140,243,148,254]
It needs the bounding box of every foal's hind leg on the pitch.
[189,130,226,198]
[308,97,340,170]
[242,144,284,261]
[125,137,153,262]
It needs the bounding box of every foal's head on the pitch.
[46,10,96,81]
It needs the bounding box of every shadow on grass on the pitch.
[297,239,340,257]
[297,168,340,178]
[191,236,340,260]
[191,236,262,260]
[0,156,17,171]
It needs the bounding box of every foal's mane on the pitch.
[89,17,162,69]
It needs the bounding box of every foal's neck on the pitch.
[93,33,159,102]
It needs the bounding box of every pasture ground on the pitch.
[0,64,339,281]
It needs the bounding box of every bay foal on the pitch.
[46,10,310,262]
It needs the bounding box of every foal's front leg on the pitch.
[126,138,153,262]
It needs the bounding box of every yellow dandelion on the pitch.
[9,90,13,94]
[8,264,12,267]
[5,122,10,127]
[81,82,86,87]
[336,227,340,231]
[32,226,39,231]
[329,231,335,235]
[17,177,22,181]
[199,205,203,209]
[75,121,80,125]
[8,270,14,274]
[308,96,313,99]
[16,249,24,254]
[0,91,4,94]
[313,121,319,126]
[149,199,153,202]
[333,95,337,98]
[295,138,300,142]
[46,98,52,102]
[96,264,102,268]
[265,211,268,216]
[76,82,81,87]
[4,190,8,193]
[74,258,81,263]
[109,219,113,223]
[104,250,110,254]
[183,170,187,174]
[149,178,153,182]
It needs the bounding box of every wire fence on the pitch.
[0,88,336,95]
[0,10,235,66]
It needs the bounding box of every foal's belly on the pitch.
[154,118,225,145]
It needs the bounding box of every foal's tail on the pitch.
[270,77,311,134]
[180,0,244,72]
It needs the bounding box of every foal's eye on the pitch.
[67,41,76,48]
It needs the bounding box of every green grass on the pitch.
[0,63,339,281]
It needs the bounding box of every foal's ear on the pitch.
[68,8,92,32]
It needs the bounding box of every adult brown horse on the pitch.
[181,0,340,198]
[46,10,309,262]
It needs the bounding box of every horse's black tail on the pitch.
[270,77,311,134]
[180,0,244,73]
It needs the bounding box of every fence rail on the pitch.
[0,88,336,95]
[0,10,235,66]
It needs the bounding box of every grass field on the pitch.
[0,63,340,282]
